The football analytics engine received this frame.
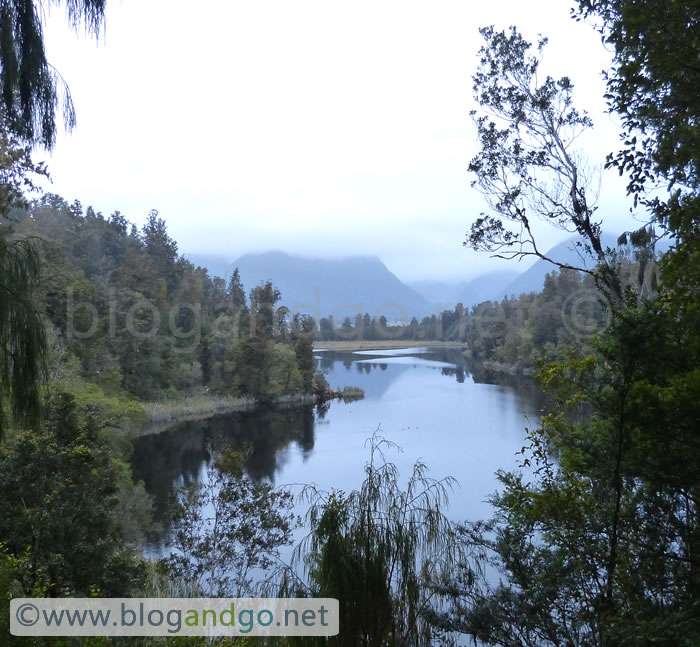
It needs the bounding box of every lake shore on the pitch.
[313,340,468,351]
[138,395,257,436]
[136,388,364,437]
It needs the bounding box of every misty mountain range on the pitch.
[187,251,434,320]
[186,233,655,320]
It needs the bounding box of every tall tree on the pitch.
[442,10,700,645]
[573,0,700,616]
[227,266,247,310]
[466,26,622,302]
[249,280,281,339]
[141,209,179,286]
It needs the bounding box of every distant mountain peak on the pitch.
[193,250,433,319]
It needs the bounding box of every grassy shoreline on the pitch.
[313,340,468,351]
[138,395,257,436]
[137,388,364,437]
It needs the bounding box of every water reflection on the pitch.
[131,407,316,528]
[131,348,544,555]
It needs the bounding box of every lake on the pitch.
[131,347,543,558]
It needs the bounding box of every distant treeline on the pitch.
[314,268,610,371]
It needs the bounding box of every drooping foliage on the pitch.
[0,122,46,438]
[0,233,45,437]
[0,0,107,148]
[0,120,47,213]
[283,434,460,646]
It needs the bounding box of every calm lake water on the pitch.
[131,347,543,557]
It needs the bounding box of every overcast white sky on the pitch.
[40,0,639,283]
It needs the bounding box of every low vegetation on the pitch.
[142,394,256,428]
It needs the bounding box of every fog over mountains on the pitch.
[188,251,434,320]
[187,234,649,320]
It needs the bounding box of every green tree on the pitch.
[249,280,281,339]
[141,210,180,293]
[574,0,699,208]
[574,0,700,306]
[441,307,700,645]
[291,314,317,393]
[441,10,700,645]
[168,448,297,597]
[572,0,700,603]
[227,267,248,310]
[319,316,335,341]
[339,315,354,339]
[295,336,315,393]
[268,342,302,396]
[0,392,143,596]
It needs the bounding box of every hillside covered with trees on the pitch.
[14,196,325,404]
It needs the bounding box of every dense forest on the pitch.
[11,195,329,404]
[1,0,699,646]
